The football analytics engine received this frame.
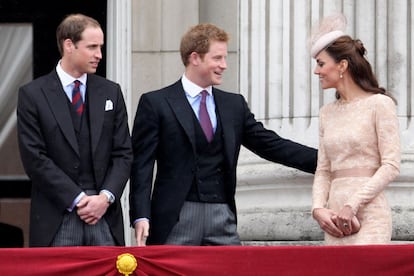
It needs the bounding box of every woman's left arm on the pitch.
[345,96,401,215]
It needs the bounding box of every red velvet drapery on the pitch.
[1,244,413,275]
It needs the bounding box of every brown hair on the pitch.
[326,35,395,102]
[180,23,229,66]
[56,13,101,56]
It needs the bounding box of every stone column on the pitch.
[106,0,133,245]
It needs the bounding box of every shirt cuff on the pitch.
[67,191,86,212]
[133,218,149,226]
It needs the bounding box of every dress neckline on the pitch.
[336,94,375,105]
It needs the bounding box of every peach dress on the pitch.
[312,94,400,245]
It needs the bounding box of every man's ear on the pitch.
[189,51,201,66]
[63,38,75,54]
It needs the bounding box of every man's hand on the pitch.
[312,208,343,238]
[76,194,109,225]
[134,220,149,246]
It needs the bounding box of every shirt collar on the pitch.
[56,60,87,87]
[181,73,212,97]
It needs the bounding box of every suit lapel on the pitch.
[166,81,197,152]
[213,89,236,169]
[164,81,238,167]
[86,75,105,155]
[43,71,79,156]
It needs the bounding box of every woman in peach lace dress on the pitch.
[310,14,400,245]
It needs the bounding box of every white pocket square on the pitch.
[105,100,113,111]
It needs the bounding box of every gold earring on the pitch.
[340,72,343,78]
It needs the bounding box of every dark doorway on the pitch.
[0,0,107,78]
[0,0,107,247]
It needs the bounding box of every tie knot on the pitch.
[73,80,81,90]
[200,90,208,102]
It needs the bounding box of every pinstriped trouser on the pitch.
[164,201,241,245]
[50,210,115,246]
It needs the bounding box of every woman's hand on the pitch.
[312,208,343,238]
[333,205,360,235]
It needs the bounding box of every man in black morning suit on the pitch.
[129,23,317,246]
[17,14,132,247]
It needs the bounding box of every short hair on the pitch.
[56,13,101,56]
[180,23,229,66]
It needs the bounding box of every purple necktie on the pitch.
[72,80,84,116]
[199,90,214,142]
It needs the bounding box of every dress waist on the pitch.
[331,168,376,180]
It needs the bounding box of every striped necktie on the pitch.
[72,80,83,116]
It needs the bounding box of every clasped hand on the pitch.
[313,207,360,238]
[76,194,109,225]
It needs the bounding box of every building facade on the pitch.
[0,0,412,246]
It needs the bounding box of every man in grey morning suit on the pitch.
[17,14,132,247]
[129,23,317,246]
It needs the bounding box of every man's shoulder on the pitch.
[213,87,242,96]
[87,73,118,87]
[213,88,245,103]
[21,71,56,89]
[142,80,182,97]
